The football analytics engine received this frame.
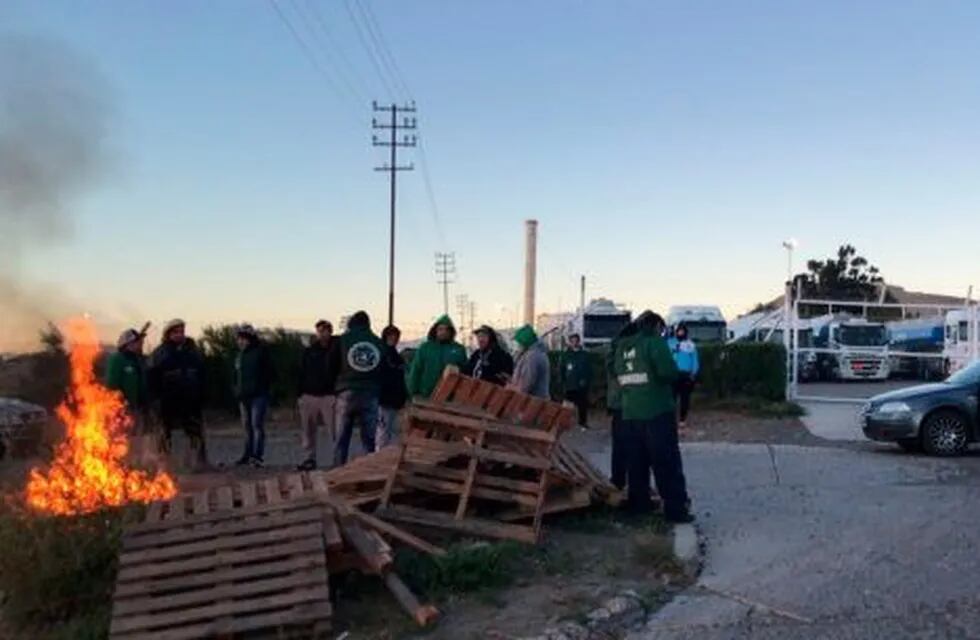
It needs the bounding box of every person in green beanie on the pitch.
[406,315,467,398]
[560,333,593,427]
[614,310,692,523]
[511,324,550,398]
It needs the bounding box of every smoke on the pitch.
[0,34,113,353]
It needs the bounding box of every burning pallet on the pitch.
[111,474,438,640]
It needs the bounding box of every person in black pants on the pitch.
[561,334,593,427]
[667,324,699,428]
[606,321,637,490]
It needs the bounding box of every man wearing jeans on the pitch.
[297,320,338,471]
[234,324,275,468]
[331,311,385,466]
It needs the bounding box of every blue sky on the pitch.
[4,0,980,347]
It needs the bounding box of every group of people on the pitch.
[105,309,700,524]
[104,312,558,472]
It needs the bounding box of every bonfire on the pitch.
[26,317,177,515]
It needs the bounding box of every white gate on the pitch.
[785,293,979,404]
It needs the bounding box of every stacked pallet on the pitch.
[111,474,438,640]
[343,371,619,544]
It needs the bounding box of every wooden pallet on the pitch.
[112,498,333,640]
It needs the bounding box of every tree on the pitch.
[797,244,886,301]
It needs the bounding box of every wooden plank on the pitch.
[111,602,330,640]
[122,508,325,552]
[117,537,325,583]
[240,481,258,508]
[484,388,514,417]
[502,393,528,420]
[110,584,329,635]
[534,403,561,429]
[455,430,485,519]
[119,522,324,566]
[165,495,186,521]
[145,501,164,522]
[467,379,497,410]
[191,491,209,517]
[530,470,550,540]
[379,441,408,507]
[321,508,344,551]
[474,472,542,495]
[112,566,328,616]
[408,407,556,443]
[339,520,391,574]
[517,397,546,425]
[286,473,306,500]
[335,505,446,557]
[405,437,551,470]
[452,376,476,405]
[264,477,283,504]
[127,498,324,536]
[112,554,327,600]
[310,472,331,495]
[429,371,460,403]
[375,505,538,544]
[383,572,440,626]
[215,485,234,511]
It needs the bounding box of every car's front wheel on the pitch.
[921,410,970,456]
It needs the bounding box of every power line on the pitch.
[298,0,373,104]
[353,0,413,99]
[416,136,448,248]
[435,252,456,317]
[343,0,397,101]
[267,0,360,118]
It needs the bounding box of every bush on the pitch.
[0,503,137,639]
[698,342,786,401]
[394,541,526,597]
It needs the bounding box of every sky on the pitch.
[3,0,980,350]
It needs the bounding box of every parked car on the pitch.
[861,360,980,455]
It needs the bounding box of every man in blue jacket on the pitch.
[666,323,699,428]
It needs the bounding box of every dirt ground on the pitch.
[333,512,690,640]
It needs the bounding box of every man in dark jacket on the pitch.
[148,318,208,470]
[561,333,593,427]
[614,311,692,523]
[297,320,338,471]
[234,324,275,467]
[377,325,408,448]
[606,321,637,491]
[331,311,385,466]
[106,328,148,416]
[462,325,513,386]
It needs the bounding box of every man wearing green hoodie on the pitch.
[614,311,693,523]
[407,315,467,398]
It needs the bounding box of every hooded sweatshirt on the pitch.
[666,334,700,377]
[511,325,551,398]
[462,326,514,386]
[406,315,468,398]
[614,323,678,420]
[333,312,385,394]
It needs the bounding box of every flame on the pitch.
[26,317,177,515]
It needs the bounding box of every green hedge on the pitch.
[548,342,786,406]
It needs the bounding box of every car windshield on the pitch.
[838,325,888,347]
[947,361,980,386]
[686,323,726,343]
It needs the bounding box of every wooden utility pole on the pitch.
[373,101,417,326]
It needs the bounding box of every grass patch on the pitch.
[0,501,140,640]
[631,533,683,575]
[395,540,528,599]
[551,505,670,535]
[697,395,806,419]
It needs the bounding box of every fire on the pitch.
[26,317,177,515]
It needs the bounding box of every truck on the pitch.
[811,315,890,381]
[943,309,980,375]
[666,305,727,343]
[887,317,946,380]
[544,298,632,349]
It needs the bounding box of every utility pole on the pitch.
[434,252,456,317]
[456,294,469,334]
[469,300,477,331]
[373,101,417,326]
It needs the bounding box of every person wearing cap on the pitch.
[560,333,593,427]
[234,324,275,468]
[106,328,148,415]
[296,320,339,471]
[462,325,513,386]
[406,315,467,398]
[666,323,699,429]
[148,319,209,469]
[376,325,408,449]
[330,311,385,466]
[614,310,693,523]
[510,324,550,399]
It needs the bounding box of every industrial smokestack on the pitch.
[523,219,538,327]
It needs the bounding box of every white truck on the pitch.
[666,305,727,343]
[943,308,980,375]
[544,298,632,349]
[812,315,890,381]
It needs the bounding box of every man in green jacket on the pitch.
[406,315,467,398]
[606,321,637,491]
[106,328,148,416]
[614,310,692,523]
[561,333,593,427]
[331,311,386,466]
